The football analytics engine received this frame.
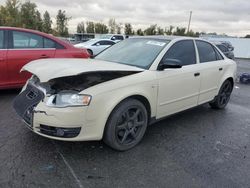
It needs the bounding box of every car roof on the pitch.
[130,35,199,42]
[92,38,115,41]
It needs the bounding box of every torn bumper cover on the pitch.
[13,82,83,139]
[13,83,44,126]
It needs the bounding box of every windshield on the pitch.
[95,38,170,69]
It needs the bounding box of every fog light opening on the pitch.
[56,128,65,137]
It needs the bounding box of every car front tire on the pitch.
[104,99,148,151]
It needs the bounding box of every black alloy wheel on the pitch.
[104,99,148,151]
[210,80,233,109]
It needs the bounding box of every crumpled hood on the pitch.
[22,58,144,82]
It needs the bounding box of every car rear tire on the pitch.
[209,80,233,109]
[104,99,148,151]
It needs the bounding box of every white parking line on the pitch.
[53,142,84,188]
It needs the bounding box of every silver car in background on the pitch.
[74,39,116,56]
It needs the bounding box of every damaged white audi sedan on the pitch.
[13,37,237,151]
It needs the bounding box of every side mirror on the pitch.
[95,43,100,46]
[111,37,116,40]
[158,59,182,70]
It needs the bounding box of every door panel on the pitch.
[95,45,109,55]
[156,65,201,118]
[7,49,55,84]
[0,30,8,87]
[195,40,225,104]
[0,50,8,87]
[198,61,223,104]
[156,40,201,118]
[7,30,55,85]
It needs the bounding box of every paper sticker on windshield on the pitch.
[146,41,166,47]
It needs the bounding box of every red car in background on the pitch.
[0,27,90,89]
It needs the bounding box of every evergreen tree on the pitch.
[95,22,108,34]
[77,21,85,33]
[124,23,133,35]
[1,0,20,26]
[42,11,52,33]
[56,10,70,37]
[144,25,157,35]
[20,1,38,29]
[86,21,95,33]
[108,18,116,34]
[35,10,43,31]
[136,28,144,36]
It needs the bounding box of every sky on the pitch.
[1,0,250,36]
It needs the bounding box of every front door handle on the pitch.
[194,72,200,77]
[219,68,223,71]
[0,58,4,61]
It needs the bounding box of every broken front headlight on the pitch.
[46,92,92,108]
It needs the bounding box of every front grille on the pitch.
[13,83,45,126]
[38,125,81,138]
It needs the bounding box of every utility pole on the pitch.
[187,11,192,33]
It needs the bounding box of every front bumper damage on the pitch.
[13,82,91,140]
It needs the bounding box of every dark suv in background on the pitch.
[215,42,235,60]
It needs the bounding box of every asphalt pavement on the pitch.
[0,59,250,188]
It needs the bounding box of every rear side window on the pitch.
[214,47,224,60]
[13,31,43,49]
[162,40,196,66]
[196,41,217,63]
[105,41,115,45]
[0,30,3,49]
[44,38,56,48]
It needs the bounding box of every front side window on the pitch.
[162,40,196,66]
[12,31,43,49]
[196,40,217,63]
[0,30,4,49]
[98,41,106,45]
[114,35,124,40]
[95,38,169,69]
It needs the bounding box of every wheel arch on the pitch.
[104,94,152,133]
[125,95,151,120]
[218,77,234,92]
[87,49,93,55]
[226,77,234,87]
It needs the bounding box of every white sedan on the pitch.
[13,37,237,151]
[74,39,116,56]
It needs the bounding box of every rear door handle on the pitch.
[194,72,200,77]
[219,68,223,71]
[0,58,4,61]
[40,54,49,58]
